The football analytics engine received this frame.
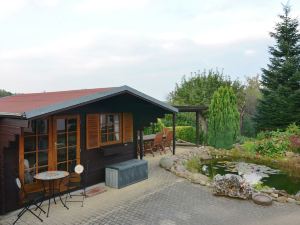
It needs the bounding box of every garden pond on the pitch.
[196,157,300,194]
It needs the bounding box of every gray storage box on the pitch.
[105,159,148,188]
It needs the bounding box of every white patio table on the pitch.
[34,171,69,217]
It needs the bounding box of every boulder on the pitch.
[198,152,212,160]
[191,173,209,186]
[277,190,288,197]
[212,174,252,199]
[270,193,279,198]
[159,157,174,170]
[295,191,300,201]
[175,165,186,173]
[287,198,296,203]
[277,196,288,203]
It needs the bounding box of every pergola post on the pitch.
[196,111,200,147]
[139,130,144,160]
[172,113,176,155]
[133,126,138,159]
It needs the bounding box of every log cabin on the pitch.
[0,85,177,214]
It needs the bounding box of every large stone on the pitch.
[198,152,212,160]
[277,190,288,197]
[287,198,296,203]
[270,193,278,198]
[295,191,300,201]
[191,173,209,186]
[159,157,174,170]
[277,196,288,203]
[212,174,252,199]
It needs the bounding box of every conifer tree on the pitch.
[255,4,300,130]
[207,86,240,149]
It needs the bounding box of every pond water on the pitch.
[199,158,300,194]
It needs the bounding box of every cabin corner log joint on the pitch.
[0,85,178,214]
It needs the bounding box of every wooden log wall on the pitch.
[0,118,27,214]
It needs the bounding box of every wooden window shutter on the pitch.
[122,113,133,143]
[86,114,100,149]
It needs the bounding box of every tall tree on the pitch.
[207,86,240,149]
[241,75,261,136]
[168,69,244,133]
[255,4,300,130]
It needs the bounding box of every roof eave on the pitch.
[0,112,26,119]
[24,86,178,119]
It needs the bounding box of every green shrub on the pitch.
[185,157,201,172]
[174,126,196,143]
[207,86,240,149]
[242,141,256,154]
[286,123,300,135]
[236,136,254,144]
[144,118,165,135]
[254,130,290,156]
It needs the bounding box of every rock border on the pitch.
[159,146,300,206]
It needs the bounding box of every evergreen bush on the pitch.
[207,86,240,149]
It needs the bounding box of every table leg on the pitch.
[53,181,57,204]
[47,180,51,217]
[58,178,69,209]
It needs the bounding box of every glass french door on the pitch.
[54,115,80,173]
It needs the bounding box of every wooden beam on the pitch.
[172,113,176,155]
[133,125,138,159]
[196,111,200,147]
[173,105,207,113]
[139,130,144,160]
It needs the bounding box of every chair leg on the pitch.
[34,200,45,212]
[13,211,23,225]
[34,201,46,214]
[13,205,43,225]
[169,145,172,153]
[27,208,43,222]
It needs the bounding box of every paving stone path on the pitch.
[1,147,300,225]
[83,179,300,225]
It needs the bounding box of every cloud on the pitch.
[0,27,270,99]
[0,0,61,20]
[0,0,298,99]
[244,49,256,56]
[73,0,149,13]
[0,0,27,19]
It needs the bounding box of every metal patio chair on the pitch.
[13,178,46,225]
[65,164,88,207]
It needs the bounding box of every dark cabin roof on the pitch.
[0,85,177,119]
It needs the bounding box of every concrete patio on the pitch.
[1,146,300,225]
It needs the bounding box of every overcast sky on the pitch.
[0,0,300,100]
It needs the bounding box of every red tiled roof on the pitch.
[0,87,113,115]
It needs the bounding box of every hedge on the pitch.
[168,126,196,144]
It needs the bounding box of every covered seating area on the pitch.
[138,105,207,158]
[138,128,174,157]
